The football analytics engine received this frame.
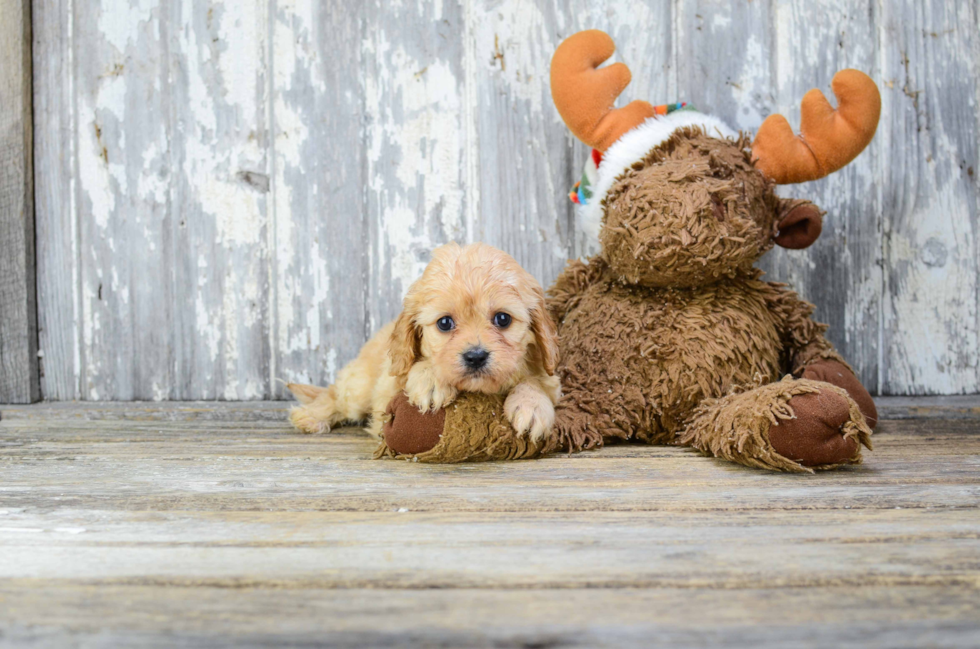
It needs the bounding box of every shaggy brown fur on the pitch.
[549,128,875,471]
[600,130,778,288]
[680,377,872,473]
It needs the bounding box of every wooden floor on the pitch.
[1,398,979,648]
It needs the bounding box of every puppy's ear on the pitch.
[388,306,422,378]
[530,288,560,376]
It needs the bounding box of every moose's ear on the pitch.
[774,199,824,249]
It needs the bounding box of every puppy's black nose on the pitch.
[462,348,489,370]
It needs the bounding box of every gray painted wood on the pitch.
[165,0,273,400]
[0,0,39,404]
[71,1,175,400]
[878,0,979,395]
[31,0,75,400]
[0,403,979,645]
[360,1,472,343]
[31,0,980,399]
[269,0,368,398]
[469,1,577,272]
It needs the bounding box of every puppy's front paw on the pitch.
[406,363,457,412]
[504,384,555,442]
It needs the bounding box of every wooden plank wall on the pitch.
[31,0,980,400]
[0,0,39,403]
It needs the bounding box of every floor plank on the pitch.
[4,394,980,421]
[0,402,978,647]
[2,586,979,648]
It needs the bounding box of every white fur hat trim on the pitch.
[578,111,739,250]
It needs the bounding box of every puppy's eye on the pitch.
[492,312,512,329]
[436,316,455,332]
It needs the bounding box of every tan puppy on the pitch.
[287,242,561,441]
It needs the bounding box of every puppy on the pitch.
[287,242,561,441]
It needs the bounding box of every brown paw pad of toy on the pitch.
[375,392,555,463]
[768,388,865,467]
[801,359,878,429]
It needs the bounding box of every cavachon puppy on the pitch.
[287,242,561,441]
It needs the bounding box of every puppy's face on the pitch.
[389,243,558,393]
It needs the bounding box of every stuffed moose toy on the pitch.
[380,29,879,472]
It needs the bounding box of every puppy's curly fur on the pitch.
[287,243,561,441]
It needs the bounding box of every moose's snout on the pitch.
[462,347,490,371]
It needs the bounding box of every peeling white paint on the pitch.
[732,34,767,130]
[138,142,168,205]
[216,6,261,113]
[98,0,154,53]
[712,12,732,30]
[364,28,465,295]
[886,169,979,393]
[196,289,220,364]
[476,0,549,115]
[324,347,338,382]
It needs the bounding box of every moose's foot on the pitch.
[381,391,446,456]
[801,359,878,429]
[768,389,864,467]
[679,377,872,473]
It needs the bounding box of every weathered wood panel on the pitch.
[33,0,277,400]
[2,585,979,648]
[878,0,979,395]
[32,0,980,399]
[32,0,77,400]
[3,508,980,587]
[1,414,980,513]
[469,1,575,268]
[269,0,368,397]
[70,1,174,400]
[360,1,465,334]
[0,403,979,645]
[167,0,274,400]
[0,0,39,403]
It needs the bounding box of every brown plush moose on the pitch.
[546,30,880,472]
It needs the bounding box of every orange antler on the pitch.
[550,30,656,152]
[752,70,881,184]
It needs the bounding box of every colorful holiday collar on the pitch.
[569,102,692,205]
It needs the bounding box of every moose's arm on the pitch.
[765,283,844,373]
[765,283,878,428]
[546,256,608,324]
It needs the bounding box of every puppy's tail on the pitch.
[286,382,330,405]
